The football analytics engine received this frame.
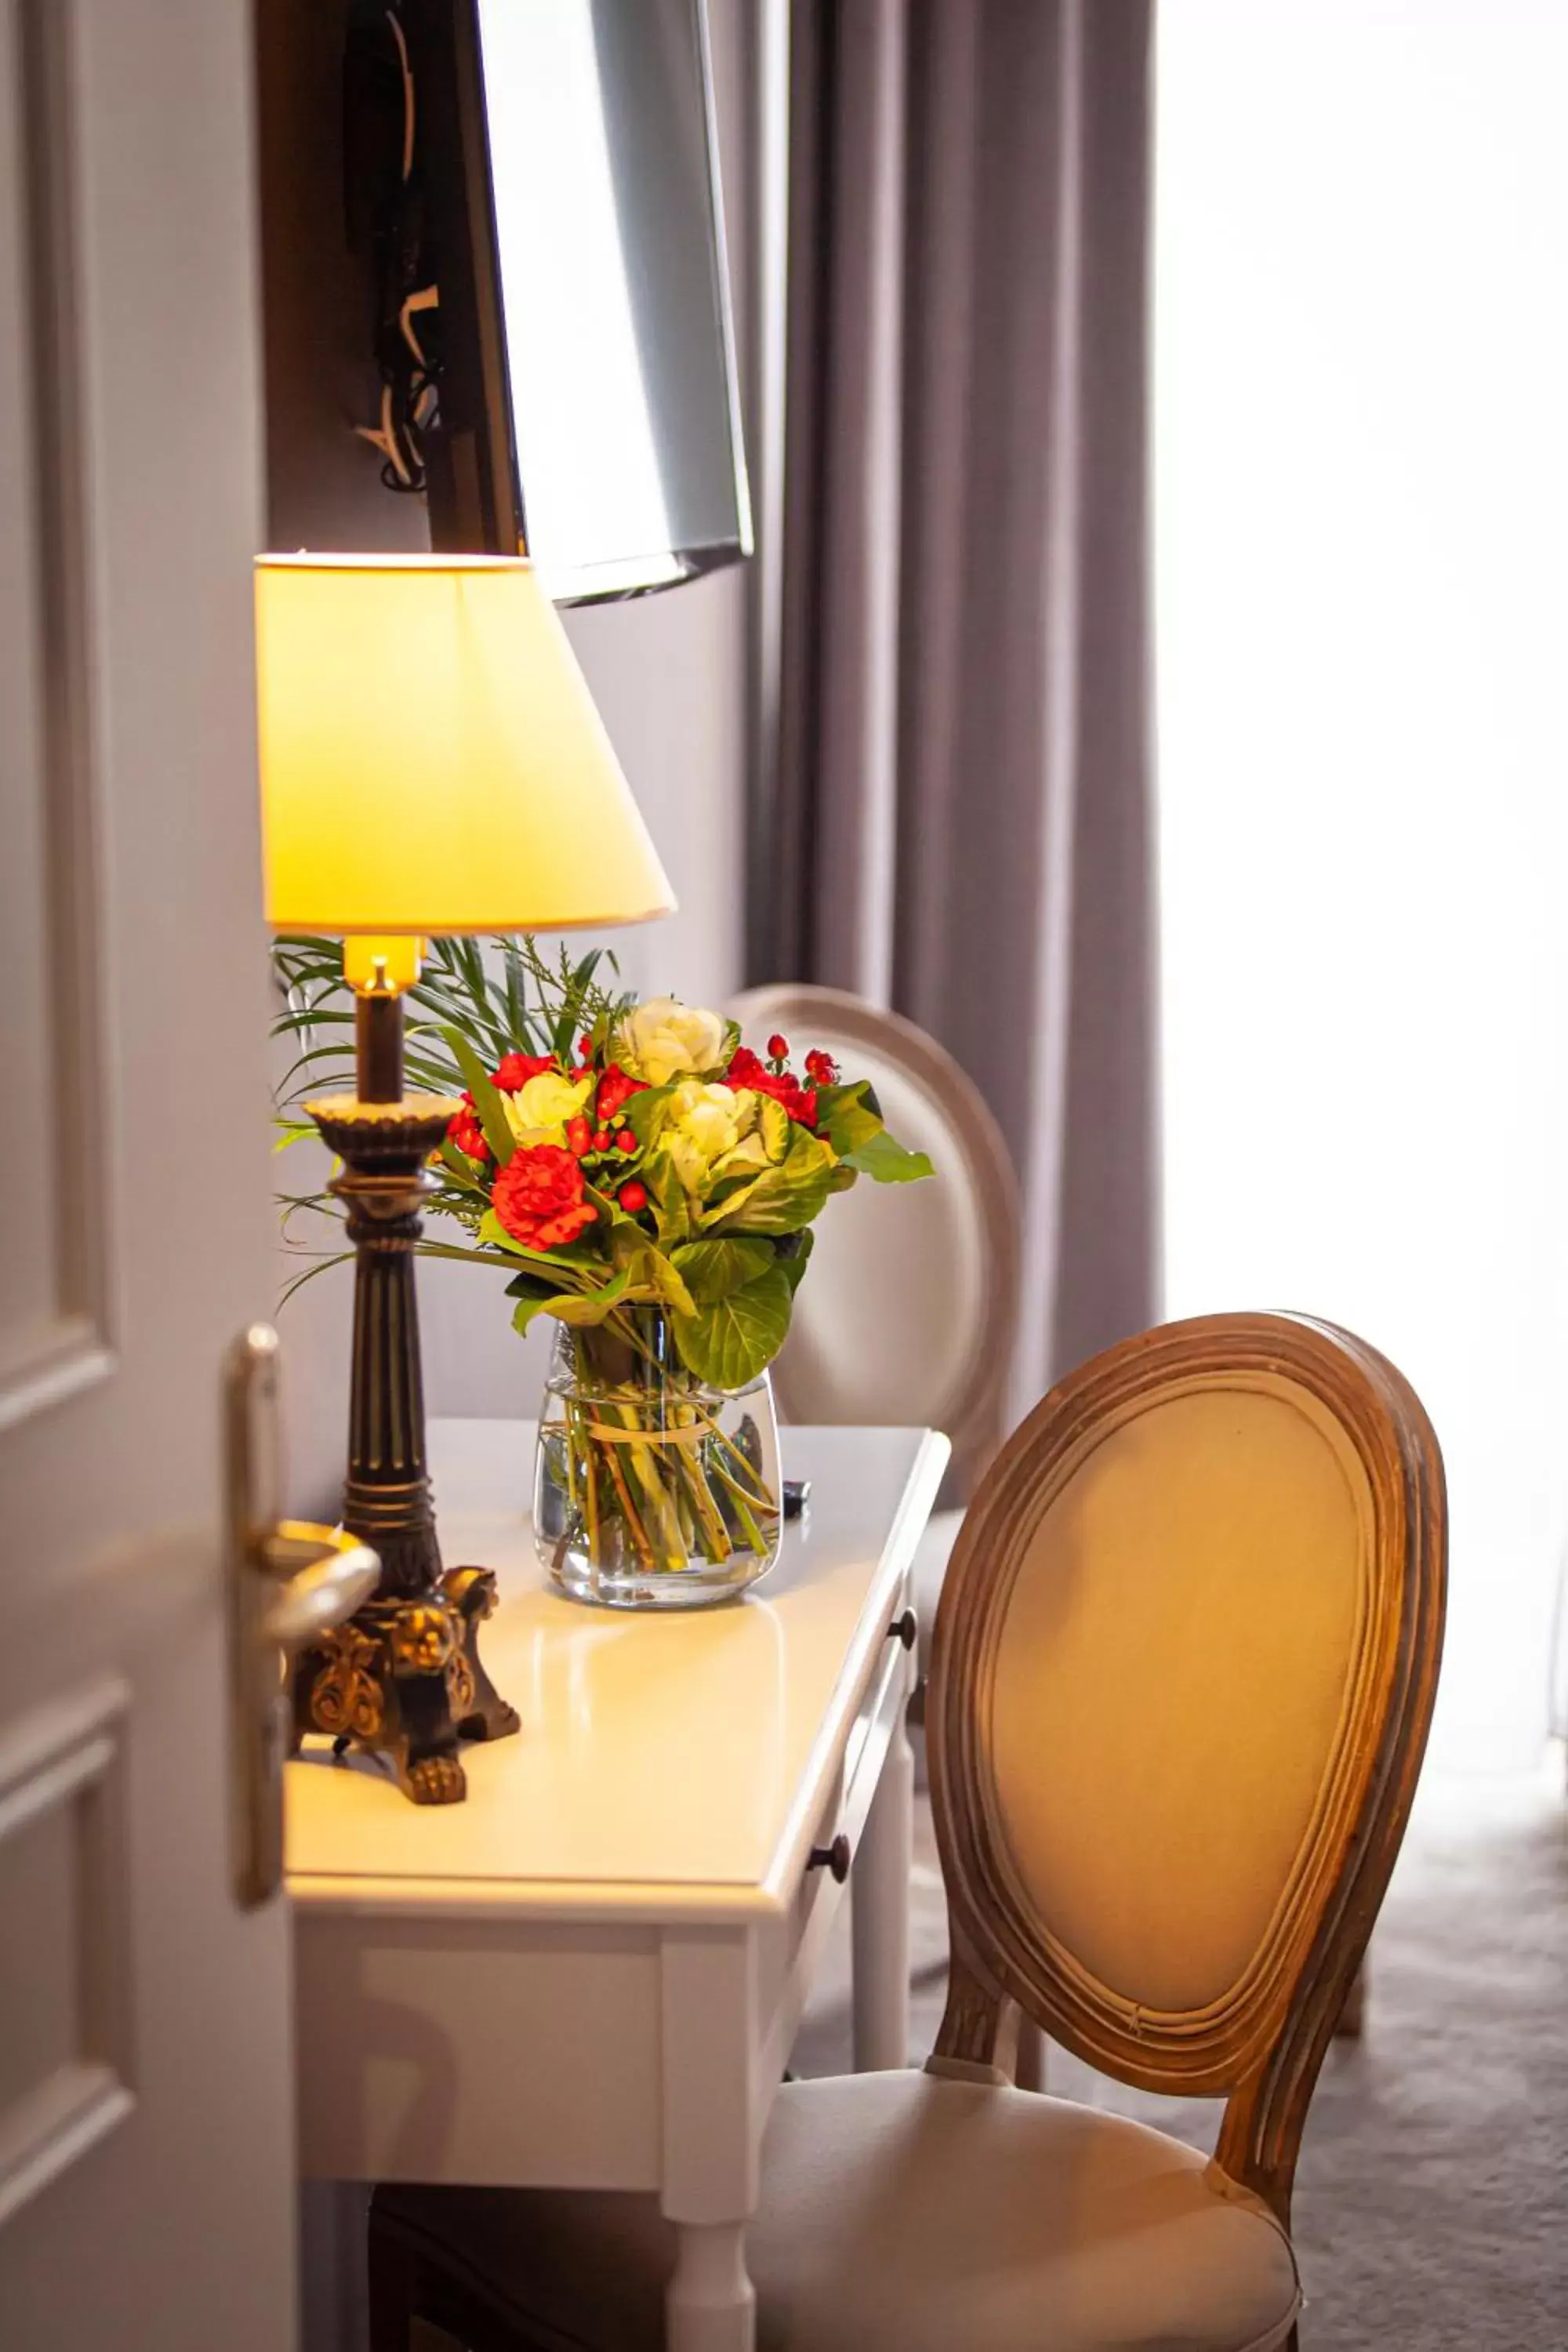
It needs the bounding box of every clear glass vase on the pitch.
[533,1316,782,1608]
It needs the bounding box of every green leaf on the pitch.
[437,1139,491,1191]
[816,1078,931,1181]
[544,1269,636,1327]
[476,1209,598,1283]
[670,1237,774,1307]
[503,1268,558,1301]
[606,1223,691,1298]
[643,1147,693,1244]
[815,1080,882,1157]
[619,1083,675,1145]
[840,1127,933,1183]
[702,1122,839,1236]
[611,1240,695,1317]
[672,1265,793,1388]
[757,1095,790,1163]
[440,1025,515,1164]
[416,1238,536,1271]
[503,942,526,1041]
[477,1207,524,1254]
[512,1267,637,1333]
[551,949,599,1059]
[278,1249,354,1306]
[777,1227,815,1298]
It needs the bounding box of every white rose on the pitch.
[618,996,728,1086]
[503,1069,595,1148]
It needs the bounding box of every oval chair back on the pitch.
[928,1311,1446,2223]
[728,985,1021,1502]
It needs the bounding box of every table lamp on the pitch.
[255,554,676,1803]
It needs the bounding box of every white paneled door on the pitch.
[0,0,299,2345]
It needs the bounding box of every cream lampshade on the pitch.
[254,553,676,936]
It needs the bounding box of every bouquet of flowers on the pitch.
[276,938,930,1598]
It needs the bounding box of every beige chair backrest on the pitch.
[928,1312,1445,2222]
[728,985,1020,1497]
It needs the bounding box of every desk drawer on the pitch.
[757,1584,913,2085]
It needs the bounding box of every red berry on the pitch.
[448,1106,489,1160]
[615,1129,637,1152]
[767,1033,789,1060]
[617,1180,648,1214]
[579,1033,594,1057]
[565,1116,592,1158]
[593,1127,612,1152]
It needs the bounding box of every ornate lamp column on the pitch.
[289,1080,517,1804]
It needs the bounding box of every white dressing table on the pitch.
[288,1418,949,2352]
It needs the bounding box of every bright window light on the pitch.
[1155,0,1568,1769]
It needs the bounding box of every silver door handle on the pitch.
[256,1522,379,1650]
[226,1326,380,1907]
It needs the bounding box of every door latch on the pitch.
[225,1325,379,1907]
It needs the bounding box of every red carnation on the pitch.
[448,1094,489,1161]
[596,1062,648,1125]
[725,1047,818,1127]
[492,1051,558,1093]
[492,1144,597,1251]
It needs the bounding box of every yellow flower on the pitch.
[503,1069,595,1148]
[617,996,728,1086]
[658,1079,753,1193]
[712,1093,789,1178]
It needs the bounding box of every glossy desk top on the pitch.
[285,1421,948,1921]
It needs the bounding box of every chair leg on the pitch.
[1335,1956,1368,2039]
[1015,2017,1047,2091]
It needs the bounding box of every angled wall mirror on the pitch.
[386,0,752,601]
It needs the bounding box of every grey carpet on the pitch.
[790,1768,1568,2350]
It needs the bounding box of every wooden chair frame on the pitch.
[927,1312,1446,2232]
[728,983,1021,1499]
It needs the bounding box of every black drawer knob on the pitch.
[888,1607,918,1651]
[808,1833,851,1884]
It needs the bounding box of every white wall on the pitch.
[1156,0,1568,1769]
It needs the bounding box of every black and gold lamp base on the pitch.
[290,1566,518,1805]
[291,1036,519,1805]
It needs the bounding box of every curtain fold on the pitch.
[760,0,1159,1410]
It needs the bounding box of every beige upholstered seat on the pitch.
[376,2074,1299,2352]
[370,1315,1446,2352]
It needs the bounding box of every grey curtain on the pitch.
[757,0,1159,1411]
